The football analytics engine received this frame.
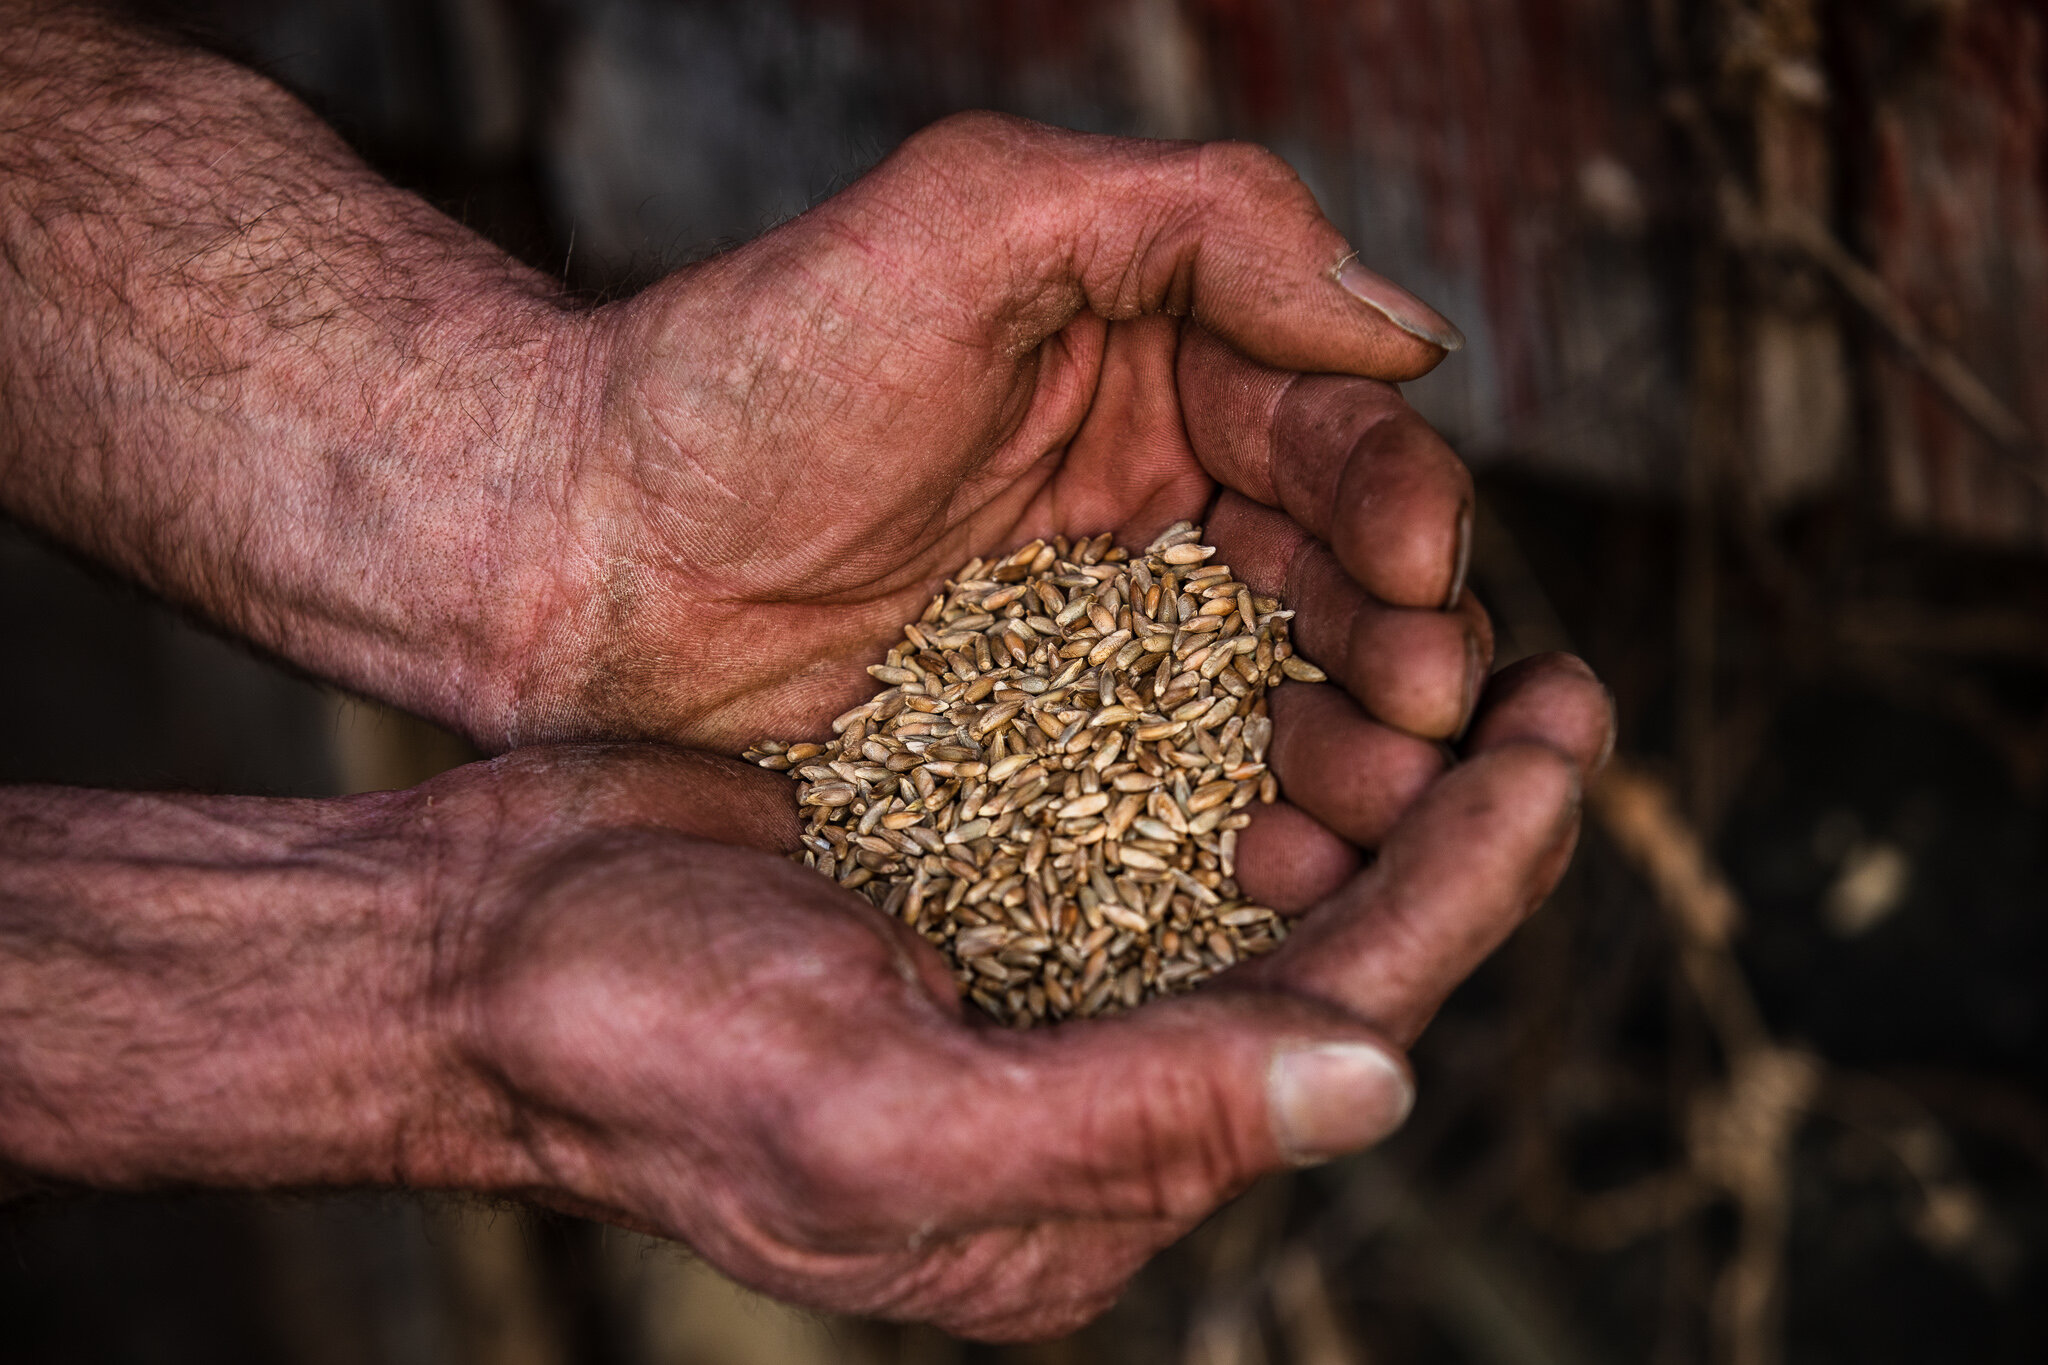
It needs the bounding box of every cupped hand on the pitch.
[507,113,1484,769]
[426,655,1610,1341]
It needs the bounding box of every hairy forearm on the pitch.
[0,3,592,744]
[0,783,480,1189]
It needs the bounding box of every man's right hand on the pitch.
[4,20,1492,865]
[507,113,1485,768]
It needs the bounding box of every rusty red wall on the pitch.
[794,0,2048,545]
[193,0,2048,546]
[1853,0,2048,547]
[790,0,1683,493]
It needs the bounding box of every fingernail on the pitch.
[1460,633,1484,732]
[1594,695,1618,776]
[1559,786,1586,846]
[1334,256,1466,353]
[1268,1042,1414,1165]
[1446,502,1473,609]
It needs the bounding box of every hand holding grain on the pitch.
[0,667,1604,1343]
[440,661,1607,1340]
[0,13,1620,1336]
[3,18,1493,864]
[473,114,1513,936]
[516,113,1488,782]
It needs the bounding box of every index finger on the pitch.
[846,114,1458,380]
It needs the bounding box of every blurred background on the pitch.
[5,0,2048,1360]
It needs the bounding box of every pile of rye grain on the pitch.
[744,523,1323,1026]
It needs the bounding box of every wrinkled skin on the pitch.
[0,30,1618,1339]
[512,114,1490,773]
[432,657,1610,1341]
[425,115,1614,1337]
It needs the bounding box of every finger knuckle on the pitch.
[899,109,1039,167]
[1115,1066,1262,1216]
[759,1041,937,1239]
[766,1103,893,1237]
[1194,138,1314,209]
[884,112,1059,246]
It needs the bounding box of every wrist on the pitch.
[0,786,510,1192]
[371,288,615,752]
[0,9,618,754]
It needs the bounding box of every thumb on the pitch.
[847,112,1462,380]
[899,992,1414,1230]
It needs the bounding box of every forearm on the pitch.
[0,3,593,745]
[0,783,483,1189]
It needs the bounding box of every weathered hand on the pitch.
[442,656,1610,1340]
[0,658,1607,1340]
[5,27,1488,819]
[0,22,1619,1336]
[514,114,1486,778]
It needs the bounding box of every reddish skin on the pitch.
[0,6,1619,1341]
[1,13,1488,760]
[482,666,1600,1340]
[525,125,1493,756]
[0,662,1607,1342]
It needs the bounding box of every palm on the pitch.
[587,272,1215,750]
[478,825,1188,1338]
[538,114,1482,758]
[449,644,1611,1340]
